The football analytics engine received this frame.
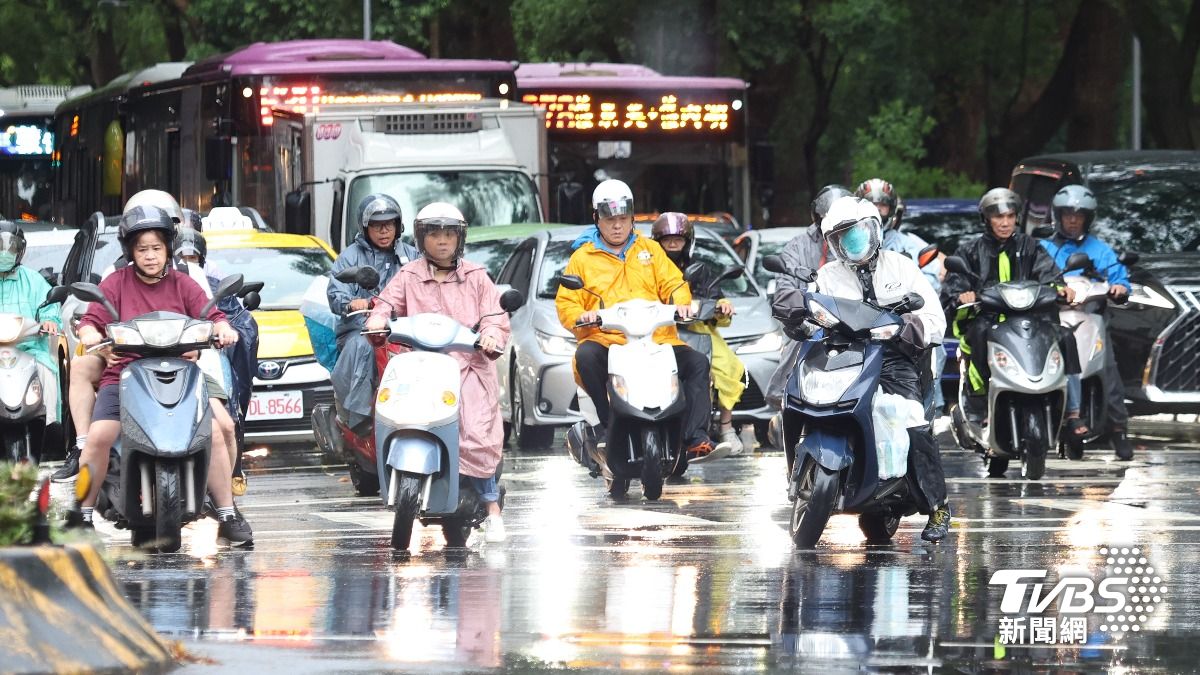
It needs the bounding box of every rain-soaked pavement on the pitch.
[58,419,1200,673]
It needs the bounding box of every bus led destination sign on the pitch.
[520,91,742,136]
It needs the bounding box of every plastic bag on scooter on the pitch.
[872,388,927,480]
[300,276,339,373]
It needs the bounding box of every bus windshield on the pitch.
[347,170,541,233]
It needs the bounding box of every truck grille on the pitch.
[376,112,482,134]
[1155,289,1200,393]
[734,377,766,411]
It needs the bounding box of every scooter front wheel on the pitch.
[390,471,423,551]
[151,462,183,553]
[789,458,839,548]
[1021,406,1048,481]
[641,427,664,500]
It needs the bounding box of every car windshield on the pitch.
[1085,169,1200,253]
[347,171,541,237]
[465,238,525,281]
[536,236,758,299]
[750,237,792,289]
[903,211,978,257]
[206,247,332,310]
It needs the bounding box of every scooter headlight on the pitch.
[869,324,900,341]
[800,365,859,406]
[807,300,841,330]
[24,377,41,406]
[180,322,214,344]
[998,285,1038,311]
[990,344,1024,380]
[133,319,186,347]
[0,316,23,343]
[1046,344,1063,377]
[108,324,144,346]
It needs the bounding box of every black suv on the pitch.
[1011,150,1200,414]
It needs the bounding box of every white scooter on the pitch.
[0,286,68,464]
[337,267,525,552]
[559,275,724,500]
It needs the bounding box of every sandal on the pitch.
[1067,417,1089,437]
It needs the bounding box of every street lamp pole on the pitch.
[1132,36,1142,150]
[363,0,371,40]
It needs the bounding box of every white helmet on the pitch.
[821,196,882,266]
[123,189,184,226]
[413,202,468,262]
[591,179,634,219]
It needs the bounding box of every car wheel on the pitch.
[510,359,554,450]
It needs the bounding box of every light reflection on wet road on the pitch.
[82,421,1200,672]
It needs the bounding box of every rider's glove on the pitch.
[892,314,927,359]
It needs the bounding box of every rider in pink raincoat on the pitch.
[366,203,512,542]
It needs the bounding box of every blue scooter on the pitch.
[762,256,926,548]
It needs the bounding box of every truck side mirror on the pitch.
[204,136,232,181]
[285,189,312,235]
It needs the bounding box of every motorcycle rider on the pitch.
[773,196,952,542]
[1039,185,1133,460]
[364,202,511,542]
[650,212,746,454]
[556,179,733,464]
[0,221,62,439]
[942,188,1074,425]
[327,194,419,435]
[856,178,947,418]
[71,205,252,546]
[53,190,232,482]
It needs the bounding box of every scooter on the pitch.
[761,255,928,547]
[558,274,699,500]
[68,274,244,553]
[0,286,69,463]
[1057,252,1136,460]
[330,266,524,552]
[945,256,1067,480]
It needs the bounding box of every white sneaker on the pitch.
[720,428,744,456]
[483,514,506,543]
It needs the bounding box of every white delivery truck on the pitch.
[279,99,547,250]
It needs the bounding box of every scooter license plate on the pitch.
[247,390,305,420]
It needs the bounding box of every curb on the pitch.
[0,544,172,674]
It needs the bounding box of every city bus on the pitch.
[516,63,749,225]
[0,85,90,219]
[52,40,538,245]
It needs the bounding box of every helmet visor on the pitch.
[416,216,467,229]
[595,196,634,219]
[0,232,24,272]
[828,219,880,264]
[983,199,1020,219]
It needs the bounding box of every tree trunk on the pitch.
[1124,0,1200,148]
[1065,1,1124,150]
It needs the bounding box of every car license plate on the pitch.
[247,390,305,420]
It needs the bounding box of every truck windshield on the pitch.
[348,171,541,234]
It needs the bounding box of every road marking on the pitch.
[1010,498,1200,520]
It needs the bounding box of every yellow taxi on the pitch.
[203,226,335,442]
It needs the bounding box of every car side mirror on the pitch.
[1065,252,1092,273]
[557,274,584,291]
[284,189,312,235]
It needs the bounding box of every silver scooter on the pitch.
[0,286,68,463]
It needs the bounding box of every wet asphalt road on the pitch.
[57,420,1200,673]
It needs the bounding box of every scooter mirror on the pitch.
[334,266,365,284]
[41,285,69,308]
[499,289,526,313]
[1031,225,1055,239]
[943,255,973,277]
[916,244,939,268]
[214,274,245,301]
[69,282,119,320]
[242,291,262,312]
[684,262,706,283]
[902,291,925,312]
[760,255,787,274]
[558,274,584,291]
[238,281,265,297]
[1065,252,1091,273]
[355,267,381,290]
[1118,251,1139,266]
[717,264,745,282]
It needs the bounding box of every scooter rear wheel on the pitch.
[390,472,423,551]
[789,458,840,548]
[986,458,1010,478]
[858,512,900,542]
[442,521,470,548]
[348,461,380,496]
[150,462,183,553]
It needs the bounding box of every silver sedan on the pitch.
[493,225,783,449]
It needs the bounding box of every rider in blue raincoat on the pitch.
[326,194,419,433]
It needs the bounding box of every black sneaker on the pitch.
[217,511,254,548]
[63,510,94,530]
[921,506,952,543]
[1111,430,1134,461]
[51,445,82,482]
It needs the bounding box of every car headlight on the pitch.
[808,299,841,330]
[869,324,900,341]
[133,319,186,347]
[1046,344,1063,377]
[610,374,629,401]
[800,365,859,405]
[736,330,784,354]
[180,322,214,344]
[998,285,1038,311]
[990,344,1024,380]
[535,330,576,356]
[109,324,144,346]
[0,316,23,343]
[24,377,41,406]
[1127,283,1174,309]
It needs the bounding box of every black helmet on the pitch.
[0,220,26,273]
[810,184,854,226]
[181,208,204,232]
[118,205,176,259]
[356,194,403,236]
[173,228,208,266]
